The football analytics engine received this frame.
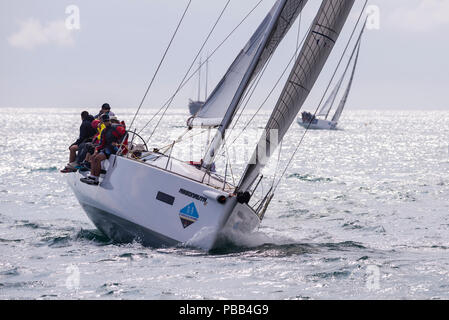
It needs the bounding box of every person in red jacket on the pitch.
[80,114,126,185]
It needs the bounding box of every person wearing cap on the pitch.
[61,111,96,173]
[94,103,116,119]
[80,113,126,185]
[109,115,120,124]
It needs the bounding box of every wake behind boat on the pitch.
[66,0,359,250]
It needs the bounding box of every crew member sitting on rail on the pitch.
[80,114,126,185]
[74,119,101,170]
[61,111,96,173]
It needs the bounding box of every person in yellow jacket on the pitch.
[94,103,115,145]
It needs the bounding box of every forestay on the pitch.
[188,0,308,128]
[239,0,355,192]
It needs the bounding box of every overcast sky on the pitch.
[1,0,448,111]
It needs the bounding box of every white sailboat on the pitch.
[297,21,364,130]
[67,0,356,250]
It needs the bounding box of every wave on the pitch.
[288,173,332,183]
[29,167,59,173]
[0,238,23,243]
[31,228,112,248]
[208,241,367,257]
[208,224,367,256]
[75,229,113,245]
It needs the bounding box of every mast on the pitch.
[205,57,209,101]
[239,0,355,192]
[202,0,308,167]
[202,0,287,168]
[198,58,202,101]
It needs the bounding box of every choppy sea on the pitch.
[1,107,448,300]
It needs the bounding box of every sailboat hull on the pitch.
[80,202,179,247]
[297,118,337,130]
[67,156,258,250]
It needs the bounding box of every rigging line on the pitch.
[227,52,274,142]
[224,143,236,187]
[323,74,345,119]
[312,1,368,124]
[325,21,365,120]
[271,139,283,189]
[234,59,268,127]
[158,128,208,153]
[229,9,304,147]
[205,56,209,100]
[156,125,208,152]
[214,137,236,187]
[266,12,302,189]
[226,10,306,149]
[272,2,368,193]
[296,10,302,60]
[213,57,270,165]
[137,0,265,136]
[228,21,313,148]
[129,0,192,131]
[146,0,232,145]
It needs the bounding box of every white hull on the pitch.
[67,155,260,250]
[297,118,337,130]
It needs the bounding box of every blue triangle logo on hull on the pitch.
[179,202,199,229]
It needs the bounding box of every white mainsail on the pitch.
[239,0,356,192]
[317,74,344,118]
[188,0,308,128]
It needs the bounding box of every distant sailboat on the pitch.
[188,58,209,116]
[67,0,356,250]
[298,21,364,130]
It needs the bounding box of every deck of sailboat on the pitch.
[136,152,235,193]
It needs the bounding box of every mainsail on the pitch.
[189,0,308,129]
[332,29,363,123]
[239,0,355,192]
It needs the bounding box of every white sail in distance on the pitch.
[239,0,356,192]
[320,19,365,121]
[317,75,345,118]
[332,29,363,123]
[188,0,308,128]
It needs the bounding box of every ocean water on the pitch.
[1,107,449,300]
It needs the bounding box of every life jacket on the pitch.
[113,122,128,155]
[94,123,106,144]
[121,122,129,155]
[96,124,119,151]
